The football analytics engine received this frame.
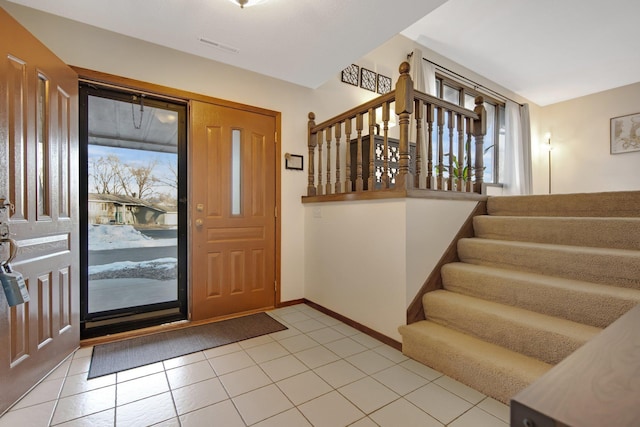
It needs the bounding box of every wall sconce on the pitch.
[285,153,304,170]
[544,132,553,194]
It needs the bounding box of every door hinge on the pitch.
[274,280,277,294]
[275,206,278,218]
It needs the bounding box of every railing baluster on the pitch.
[355,113,364,192]
[447,110,454,191]
[317,128,323,196]
[466,116,473,192]
[426,104,434,189]
[325,126,332,195]
[368,108,376,191]
[335,122,342,194]
[307,112,317,196]
[473,96,487,193]
[345,118,352,193]
[457,113,464,192]
[414,99,423,189]
[382,102,390,189]
[437,107,444,190]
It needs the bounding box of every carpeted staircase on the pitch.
[399,191,640,403]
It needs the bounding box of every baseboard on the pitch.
[303,299,402,351]
[277,298,305,308]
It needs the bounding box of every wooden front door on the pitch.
[0,8,79,414]
[190,101,278,321]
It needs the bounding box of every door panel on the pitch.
[0,8,79,414]
[191,101,276,320]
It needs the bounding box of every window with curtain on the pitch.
[433,77,505,184]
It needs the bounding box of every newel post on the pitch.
[395,61,414,190]
[307,112,317,196]
[472,97,487,193]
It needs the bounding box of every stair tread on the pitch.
[400,321,552,370]
[457,237,640,289]
[423,290,601,363]
[460,236,640,256]
[424,290,601,340]
[399,321,552,403]
[473,215,640,250]
[441,262,640,329]
[486,191,640,217]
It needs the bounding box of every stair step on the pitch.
[457,238,640,290]
[441,263,640,328]
[473,216,640,250]
[423,290,601,364]
[487,190,640,217]
[399,321,552,403]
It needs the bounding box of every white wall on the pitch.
[304,198,477,341]
[536,82,640,194]
[405,198,476,306]
[304,200,407,340]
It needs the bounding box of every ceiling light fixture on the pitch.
[228,0,268,8]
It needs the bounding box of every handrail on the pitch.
[305,61,486,198]
[310,92,396,133]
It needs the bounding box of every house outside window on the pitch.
[435,76,506,184]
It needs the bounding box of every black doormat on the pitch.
[88,312,286,379]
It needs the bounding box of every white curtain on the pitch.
[422,59,437,96]
[503,101,533,195]
[410,48,425,93]
[409,48,437,187]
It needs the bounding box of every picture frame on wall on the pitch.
[610,112,640,154]
[285,154,304,170]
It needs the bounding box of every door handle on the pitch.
[195,219,204,227]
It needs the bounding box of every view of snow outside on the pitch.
[88,143,179,313]
[88,226,178,313]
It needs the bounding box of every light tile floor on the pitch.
[0,303,510,427]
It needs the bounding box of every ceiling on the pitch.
[7,0,640,106]
[401,0,640,106]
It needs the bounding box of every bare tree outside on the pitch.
[126,160,158,199]
[89,155,161,201]
[89,155,118,194]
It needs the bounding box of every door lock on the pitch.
[195,219,204,227]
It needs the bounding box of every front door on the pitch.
[0,8,79,414]
[190,101,278,320]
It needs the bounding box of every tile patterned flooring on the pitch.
[0,303,510,426]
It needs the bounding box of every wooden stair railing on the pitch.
[306,61,487,198]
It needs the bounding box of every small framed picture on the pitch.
[611,112,640,154]
[341,64,359,86]
[377,74,392,94]
[360,68,377,92]
[285,154,304,170]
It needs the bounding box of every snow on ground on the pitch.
[88,257,177,280]
[89,224,176,250]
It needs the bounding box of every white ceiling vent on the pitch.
[198,37,240,54]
